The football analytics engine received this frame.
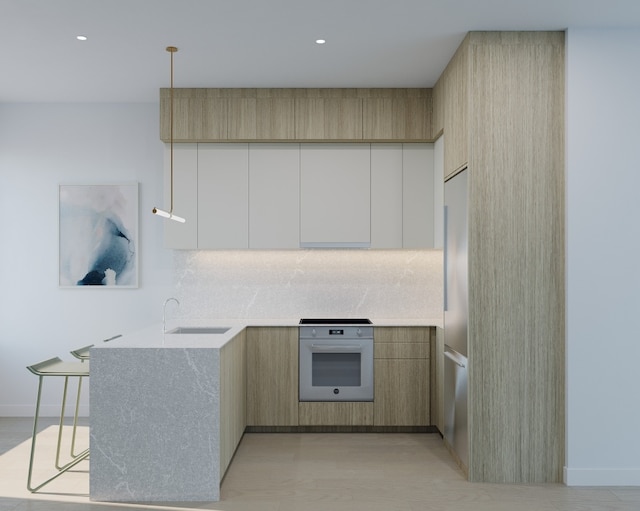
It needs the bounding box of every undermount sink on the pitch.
[166,326,231,335]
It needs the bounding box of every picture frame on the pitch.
[59,183,139,288]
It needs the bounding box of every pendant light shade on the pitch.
[153,46,185,223]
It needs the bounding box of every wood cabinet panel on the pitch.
[433,36,469,178]
[363,93,431,140]
[219,330,246,475]
[246,327,298,426]
[295,97,362,140]
[373,327,431,427]
[466,31,565,483]
[375,343,429,359]
[374,327,431,343]
[228,97,257,140]
[374,359,429,426]
[298,402,373,426]
[433,31,564,483]
[256,97,295,140]
[161,88,431,142]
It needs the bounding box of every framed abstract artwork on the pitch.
[59,183,139,287]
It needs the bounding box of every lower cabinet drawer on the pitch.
[299,402,374,426]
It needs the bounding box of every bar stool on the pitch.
[68,334,120,457]
[26,357,90,493]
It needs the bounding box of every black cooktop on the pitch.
[299,318,372,325]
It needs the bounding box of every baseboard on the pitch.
[564,466,640,486]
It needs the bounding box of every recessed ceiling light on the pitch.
[315,39,326,45]
[76,35,87,41]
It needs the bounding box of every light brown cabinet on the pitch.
[246,327,298,426]
[161,88,432,142]
[373,327,431,426]
[219,330,246,474]
[298,402,374,426]
[433,31,565,483]
[432,38,469,178]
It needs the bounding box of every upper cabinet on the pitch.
[198,144,249,249]
[163,143,436,250]
[432,37,469,178]
[300,144,371,247]
[160,88,432,142]
[370,144,435,249]
[248,144,300,249]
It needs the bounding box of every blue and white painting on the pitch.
[59,183,138,287]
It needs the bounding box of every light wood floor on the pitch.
[1,418,639,511]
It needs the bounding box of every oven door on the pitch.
[299,338,374,401]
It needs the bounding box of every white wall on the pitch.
[565,28,640,485]
[0,103,442,416]
[0,103,173,416]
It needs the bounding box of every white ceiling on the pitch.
[2,0,640,103]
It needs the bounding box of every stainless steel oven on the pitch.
[299,319,374,402]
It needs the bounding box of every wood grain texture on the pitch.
[432,35,470,177]
[246,327,299,426]
[375,343,429,359]
[362,92,432,140]
[298,402,374,426]
[373,327,432,427]
[161,88,432,142]
[374,359,429,426]
[219,330,246,476]
[465,31,565,483]
[432,327,444,434]
[374,326,431,343]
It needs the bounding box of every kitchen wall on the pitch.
[0,103,442,416]
[565,28,640,485]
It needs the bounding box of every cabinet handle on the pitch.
[443,204,448,311]
[311,344,362,352]
[444,349,466,368]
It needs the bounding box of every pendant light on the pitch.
[153,46,185,223]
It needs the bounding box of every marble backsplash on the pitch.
[171,249,443,320]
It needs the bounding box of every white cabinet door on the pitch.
[300,144,371,247]
[403,144,435,248]
[198,144,249,249]
[248,144,300,249]
[163,143,198,249]
[371,144,403,248]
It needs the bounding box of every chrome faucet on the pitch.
[163,297,180,333]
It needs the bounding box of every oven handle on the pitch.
[310,344,363,352]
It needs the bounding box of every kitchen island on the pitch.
[89,318,441,503]
[89,321,249,502]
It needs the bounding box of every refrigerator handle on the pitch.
[444,348,466,368]
[443,204,448,311]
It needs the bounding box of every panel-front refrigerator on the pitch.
[443,167,469,470]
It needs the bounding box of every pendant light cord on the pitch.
[167,46,177,215]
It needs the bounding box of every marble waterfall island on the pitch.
[89,323,246,502]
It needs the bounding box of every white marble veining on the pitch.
[171,249,443,320]
[90,336,222,501]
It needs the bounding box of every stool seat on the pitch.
[28,357,90,376]
[69,346,92,361]
[26,357,90,493]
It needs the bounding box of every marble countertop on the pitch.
[93,317,443,350]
